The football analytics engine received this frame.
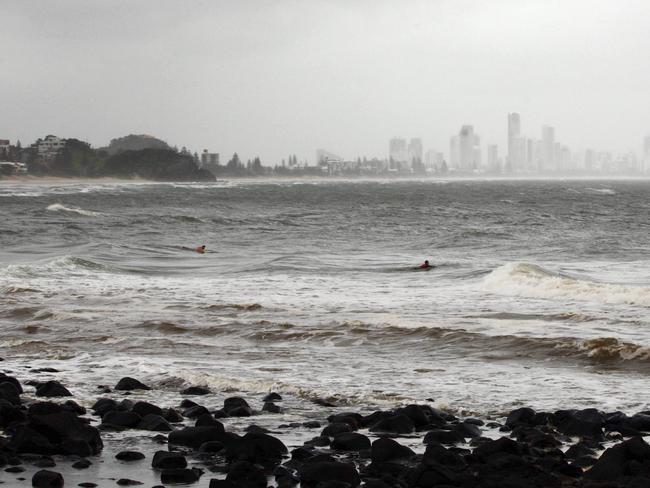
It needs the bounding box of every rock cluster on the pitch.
[4,371,650,487]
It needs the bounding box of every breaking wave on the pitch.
[1,256,115,279]
[483,262,650,306]
[46,203,102,216]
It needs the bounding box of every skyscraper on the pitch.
[449,135,460,169]
[487,144,499,172]
[507,112,521,171]
[408,138,423,170]
[458,125,480,172]
[541,126,555,171]
[389,138,407,170]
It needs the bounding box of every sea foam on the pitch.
[483,262,650,306]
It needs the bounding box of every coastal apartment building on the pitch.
[34,135,65,162]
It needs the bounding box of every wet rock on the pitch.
[137,413,173,431]
[245,424,271,434]
[370,438,415,463]
[0,373,23,393]
[0,381,21,404]
[209,481,236,488]
[565,441,597,459]
[585,435,650,481]
[223,397,253,417]
[116,479,143,486]
[264,392,282,402]
[91,398,118,416]
[274,465,299,486]
[160,468,203,484]
[71,459,91,469]
[331,432,371,452]
[423,442,467,469]
[168,426,228,449]
[506,407,536,428]
[452,421,482,439]
[183,404,210,418]
[115,451,145,461]
[472,436,522,461]
[35,381,72,398]
[6,465,25,472]
[114,377,150,391]
[163,407,184,423]
[360,411,392,428]
[554,408,604,439]
[225,460,267,488]
[180,399,199,409]
[101,410,141,428]
[329,413,363,429]
[322,422,355,437]
[195,413,223,427]
[61,400,85,415]
[0,400,26,427]
[11,405,103,456]
[181,386,211,395]
[199,441,225,453]
[131,401,163,417]
[32,469,64,488]
[397,404,430,429]
[78,483,97,487]
[152,451,187,469]
[303,421,321,429]
[263,402,282,413]
[305,436,330,447]
[369,414,415,435]
[423,429,465,445]
[225,431,288,467]
[299,461,361,487]
[292,446,317,461]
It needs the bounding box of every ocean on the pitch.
[2,178,650,420]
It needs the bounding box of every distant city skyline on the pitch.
[1,1,649,165]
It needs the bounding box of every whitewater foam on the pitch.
[46,203,102,216]
[483,262,650,306]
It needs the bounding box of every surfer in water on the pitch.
[181,245,206,254]
[417,259,432,269]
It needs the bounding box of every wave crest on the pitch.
[46,203,102,216]
[483,262,650,306]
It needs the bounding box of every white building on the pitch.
[35,135,65,162]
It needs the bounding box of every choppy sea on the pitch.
[3,178,650,418]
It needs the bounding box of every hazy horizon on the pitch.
[2,0,649,164]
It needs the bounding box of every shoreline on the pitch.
[2,360,650,487]
[4,174,650,186]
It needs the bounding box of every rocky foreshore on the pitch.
[2,367,650,488]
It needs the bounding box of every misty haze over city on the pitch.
[2,0,649,172]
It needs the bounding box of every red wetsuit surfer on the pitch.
[418,260,432,269]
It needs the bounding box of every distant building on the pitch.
[389,137,408,170]
[0,139,9,160]
[541,126,555,171]
[200,149,219,174]
[458,125,480,172]
[507,113,521,171]
[487,144,499,172]
[424,150,444,171]
[33,135,65,163]
[408,138,423,169]
[449,135,460,170]
[644,135,650,172]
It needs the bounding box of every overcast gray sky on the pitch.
[1,0,649,164]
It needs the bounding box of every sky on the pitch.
[1,0,649,164]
